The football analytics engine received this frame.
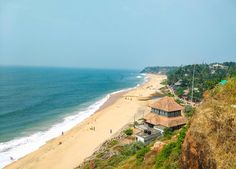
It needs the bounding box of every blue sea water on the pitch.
[0,66,145,168]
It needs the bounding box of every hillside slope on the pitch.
[181,77,236,169]
[167,62,236,102]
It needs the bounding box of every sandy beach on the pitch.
[5,74,166,169]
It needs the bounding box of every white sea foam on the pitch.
[0,75,146,169]
[140,73,149,84]
[0,94,111,169]
[143,75,149,82]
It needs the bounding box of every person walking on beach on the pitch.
[110,129,112,134]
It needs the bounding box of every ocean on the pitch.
[0,66,145,168]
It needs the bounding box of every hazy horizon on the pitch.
[1,0,236,69]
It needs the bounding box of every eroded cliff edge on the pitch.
[181,78,236,169]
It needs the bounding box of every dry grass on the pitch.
[187,78,236,169]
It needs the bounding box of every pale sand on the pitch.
[5,74,166,169]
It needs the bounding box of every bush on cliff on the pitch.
[155,126,188,169]
[136,146,150,165]
[184,105,195,117]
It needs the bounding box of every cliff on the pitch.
[181,77,236,169]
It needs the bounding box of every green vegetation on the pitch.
[184,105,195,117]
[160,79,168,85]
[107,139,119,148]
[155,126,188,169]
[162,128,174,140]
[159,86,174,98]
[121,142,145,157]
[167,93,174,97]
[116,127,189,169]
[78,139,147,169]
[155,142,178,169]
[79,125,189,169]
[141,66,177,74]
[136,146,150,165]
[124,128,133,136]
[175,87,184,97]
[167,62,236,102]
[175,98,184,105]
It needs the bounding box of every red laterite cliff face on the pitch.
[181,131,217,169]
[181,78,236,169]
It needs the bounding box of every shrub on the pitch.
[121,142,144,157]
[177,126,188,143]
[176,87,184,97]
[136,146,150,165]
[167,93,174,97]
[184,105,195,117]
[124,128,133,136]
[176,126,188,153]
[155,126,188,169]
[161,80,167,85]
[155,142,177,168]
[163,128,173,140]
[175,98,184,104]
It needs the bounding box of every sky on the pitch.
[0,0,236,70]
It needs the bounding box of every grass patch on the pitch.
[136,146,150,165]
[79,141,146,169]
[155,126,188,169]
[162,128,174,140]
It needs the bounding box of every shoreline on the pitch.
[4,74,166,169]
[97,90,128,112]
[0,86,132,169]
[96,75,149,112]
[0,81,139,169]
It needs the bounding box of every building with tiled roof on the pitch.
[144,96,186,130]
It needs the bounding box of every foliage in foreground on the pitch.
[124,128,133,136]
[136,146,150,165]
[162,128,174,140]
[155,126,188,169]
[79,141,146,169]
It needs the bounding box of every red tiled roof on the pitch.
[150,96,184,112]
[144,112,187,127]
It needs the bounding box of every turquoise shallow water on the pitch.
[0,66,144,168]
